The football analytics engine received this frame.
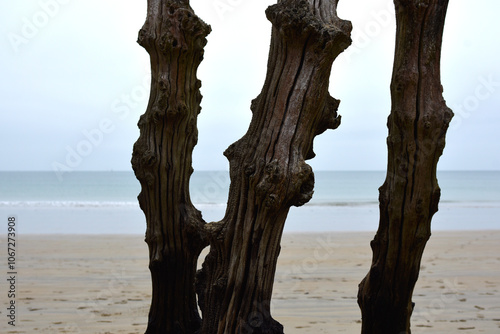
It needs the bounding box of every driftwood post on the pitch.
[132,0,351,333]
[357,0,453,333]
[131,1,210,333]
[196,1,351,333]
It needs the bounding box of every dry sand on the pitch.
[2,231,499,333]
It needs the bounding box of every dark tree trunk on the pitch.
[131,1,210,333]
[357,1,453,333]
[196,1,351,333]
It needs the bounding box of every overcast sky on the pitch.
[1,0,499,173]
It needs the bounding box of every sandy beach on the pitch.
[2,231,499,333]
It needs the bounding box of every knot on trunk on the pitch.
[266,0,312,34]
[131,141,158,184]
[223,141,240,162]
[317,95,341,135]
[223,137,252,164]
[138,102,189,127]
[183,207,208,247]
[255,160,315,209]
[306,95,341,160]
[289,162,315,207]
[138,1,211,54]
[266,0,351,54]
[256,160,284,209]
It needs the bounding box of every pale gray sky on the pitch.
[1,0,499,173]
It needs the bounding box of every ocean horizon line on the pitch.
[2,199,499,208]
[1,169,500,172]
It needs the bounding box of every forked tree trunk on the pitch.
[132,0,351,333]
[131,1,210,333]
[357,1,453,333]
[196,1,351,333]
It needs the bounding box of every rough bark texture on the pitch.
[357,1,453,333]
[196,1,351,333]
[130,1,210,333]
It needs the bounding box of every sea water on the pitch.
[0,171,498,233]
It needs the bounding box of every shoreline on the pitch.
[2,231,499,333]
[1,203,499,234]
[14,228,500,236]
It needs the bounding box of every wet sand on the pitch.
[2,231,499,333]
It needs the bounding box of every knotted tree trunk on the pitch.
[131,1,210,333]
[196,1,351,333]
[357,1,453,333]
[132,0,351,333]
